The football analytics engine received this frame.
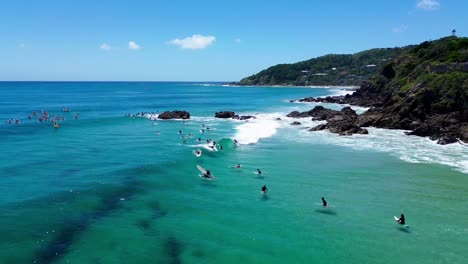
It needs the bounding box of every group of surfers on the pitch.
[6,108,79,128]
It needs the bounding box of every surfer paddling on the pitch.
[261,185,268,194]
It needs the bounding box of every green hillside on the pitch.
[238,47,411,86]
[342,36,468,144]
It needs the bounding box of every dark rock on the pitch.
[158,110,190,119]
[286,111,302,118]
[238,115,256,120]
[276,118,282,120]
[309,124,327,131]
[303,106,369,136]
[460,126,468,143]
[215,111,236,118]
[298,97,316,102]
[437,136,458,145]
[291,121,302,125]
[287,106,341,120]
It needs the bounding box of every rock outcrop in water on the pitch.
[158,110,190,119]
[290,37,468,144]
[215,111,256,120]
[215,111,236,118]
[287,106,368,135]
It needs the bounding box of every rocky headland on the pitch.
[289,37,468,144]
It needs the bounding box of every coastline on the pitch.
[224,83,359,89]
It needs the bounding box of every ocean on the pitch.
[0,82,467,264]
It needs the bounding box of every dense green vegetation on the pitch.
[367,36,468,116]
[238,47,411,86]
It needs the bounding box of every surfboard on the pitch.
[394,216,409,228]
[197,165,216,180]
[199,174,216,180]
[314,203,335,208]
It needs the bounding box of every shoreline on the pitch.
[225,84,359,89]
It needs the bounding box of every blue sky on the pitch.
[0,0,466,81]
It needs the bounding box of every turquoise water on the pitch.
[1,82,467,264]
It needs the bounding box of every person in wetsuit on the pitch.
[322,197,328,207]
[398,214,406,225]
[261,185,268,193]
[204,170,212,178]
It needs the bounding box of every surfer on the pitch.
[204,170,213,179]
[197,137,202,142]
[220,145,223,150]
[261,185,268,193]
[321,197,328,207]
[397,214,406,225]
[235,164,242,168]
[256,169,262,175]
[179,130,182,134]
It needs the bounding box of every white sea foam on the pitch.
[233,113,283,144]
[328,88,356,97]
[288,101,369,115]
[290,127,468,174]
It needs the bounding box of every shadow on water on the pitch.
[33,164,167,263]
[200,180,217,187]
[260,194,269,201]
[397,226,411,233]
[314,209,337,215]
[165,236,184,264]
[135,200,168,231]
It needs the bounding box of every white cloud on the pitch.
[169,34,216,50]
[392,25,408,33]
[417,0,440,10]
[235,38,241,43]
[100,43,111,51]
[128,41,141,50]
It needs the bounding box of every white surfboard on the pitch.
[197,165,216,180]
[199,174,216,181]
[394,216,409,228]
[314,203,335,208]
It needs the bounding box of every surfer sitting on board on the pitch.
[397,214,406,225]
[256,169,262,175]
[261,185,268,193]
[203,170,213,179]
[235,164,242,168]
[322,197,328,207]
